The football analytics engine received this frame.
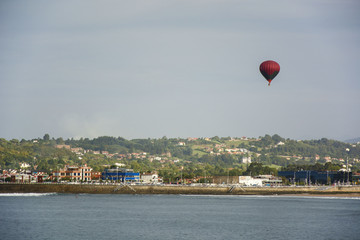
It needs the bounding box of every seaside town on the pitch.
[1,135,359,187]
[2,2,360,240]
[0,164,356,187]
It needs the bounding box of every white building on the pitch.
[20,162,31,169]
[114,163,126,167]
[242,156,251,164]
[239,176,264,186]
[141,173,160,184]
[238,175,282,186]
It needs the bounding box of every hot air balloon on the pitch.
[259,60,280,86]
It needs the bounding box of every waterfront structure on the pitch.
[353,172,360,184]
[253,175,283,186]
[278,170,353,185]
[102,168,140,183]
[140,173,161,184]
[0,169,47,183]
[52,164,93,182]
[239,176,264,186]
[212,175,281,186]
[91,171,102,180]
[11,173,35,183]
[2,172,46,183]
[213,176,240,185]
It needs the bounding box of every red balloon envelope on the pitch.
[259,60,280,86]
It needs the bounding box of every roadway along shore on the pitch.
[1,184,360,197]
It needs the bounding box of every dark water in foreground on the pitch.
[0,194,359,240]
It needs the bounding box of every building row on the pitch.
[1,165,160,184]
[3,165,356,186]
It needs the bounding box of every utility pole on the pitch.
[181,167,183,185]
[346,148,350,185]
[204,170,206,185]
[227,169,229,185]
[326,171,329,185]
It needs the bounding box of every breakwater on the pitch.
[1,183,360,196]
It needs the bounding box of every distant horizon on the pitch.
[2,133,359,143]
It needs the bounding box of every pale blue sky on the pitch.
[1,0,359,141]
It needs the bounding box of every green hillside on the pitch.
[1,134,359,181]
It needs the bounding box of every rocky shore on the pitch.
[1,183,360,197]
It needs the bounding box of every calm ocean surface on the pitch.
[0,193,359,240]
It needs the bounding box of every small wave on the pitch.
[284,195,360,200]
[180,194,360,200]
[0,193,57,197]
[240,195,360,200]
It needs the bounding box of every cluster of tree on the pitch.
[263,136,357,159]
[243,162,278,176]
[0,138,81,172]
[281,162,342,172]
[65,136,193,158]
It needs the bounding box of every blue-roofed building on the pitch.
[102,168,140,183]
[278,170,352,185]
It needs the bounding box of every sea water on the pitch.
[0,194,359,240]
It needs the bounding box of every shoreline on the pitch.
[1,183,360,197]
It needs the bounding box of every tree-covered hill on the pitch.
[1,134,359,178]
